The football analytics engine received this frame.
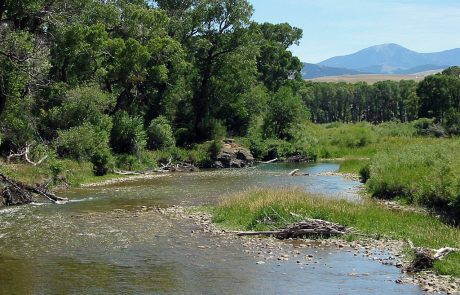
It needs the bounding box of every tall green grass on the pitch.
[366,138,460,217]
[338,159,370,174]
[212,188,460,277]
[300,121,419,159]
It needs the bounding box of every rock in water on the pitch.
[214,139,255,168]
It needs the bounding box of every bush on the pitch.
[147,116,175,150]
[443,109,460,135]
[376,121,416,137]
[91,149,113,176]
[0,96,36,148]
[248,137,316,161]
[327,123,377,148]
[197,117,226,141]
[110,111,147,154]
[55,123,109,161]
[48,159,65,180]
[174,127,193,147]
[412,118,446,137]
[359,163,370,183]
[47,85,115,130]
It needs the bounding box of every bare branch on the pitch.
[6,144,48,166]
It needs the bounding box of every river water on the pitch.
[0,163,423,294]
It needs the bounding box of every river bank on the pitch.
[208,188,460,290]
[158,204,459,294]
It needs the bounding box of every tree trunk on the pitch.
[0,0,5,22]
[193,49,214,140]
[0,75,6,118]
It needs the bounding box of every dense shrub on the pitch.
[359,164,370,183]
[443,109,460,135]
[1,96,36,148]
[110,111,147,154]
[326,123,377,148]
[248,137,317,161]
[147,116,175,150]
[55,123,110,161]
[91,149,113,176]
[412,118,446,137]
[375,121,416,137]
[47,85,114,131]
[196,117,227,141]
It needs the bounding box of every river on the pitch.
[0,163,424,294]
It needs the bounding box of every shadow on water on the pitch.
[0,163,424,294]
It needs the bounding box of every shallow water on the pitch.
[0,163,423,294]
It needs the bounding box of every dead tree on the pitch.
[6,144,48,166]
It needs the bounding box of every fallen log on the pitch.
[113,169,147,175]
[0,173,67,204]
[259,158,278,164]
[406,240,460,272]
[237,219,348,239]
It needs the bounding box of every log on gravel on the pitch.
[237,219,348,239]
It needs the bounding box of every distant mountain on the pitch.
[301,63,364,79]
[317,43,460,75]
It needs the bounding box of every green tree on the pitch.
[263,86,309,139]
[185,0,254,140]
[110,110,147,155]
[147,116,175,149]
[255,22,303,91]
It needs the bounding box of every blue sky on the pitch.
[248,0,460,63]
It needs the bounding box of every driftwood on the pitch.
[113,161,198,175]
[288,169,309,176]
[156,159,198,173]
[113,169,147,176]
[238,219,348,239]
[259,158,278,164]
[289,169,300,176]
[6,144,48,166]
[0,173,67,205]
[406,239,460,271]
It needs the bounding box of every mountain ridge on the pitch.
[302,44,460,78]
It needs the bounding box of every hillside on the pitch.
[301,63,364,79]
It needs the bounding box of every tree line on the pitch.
[299,67,460,135]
